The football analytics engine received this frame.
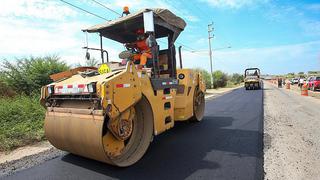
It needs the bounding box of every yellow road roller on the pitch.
[40,8,205,167]
[244,68,262,90]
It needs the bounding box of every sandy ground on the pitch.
[0,148,65,177]
[205,85,241,98]
[264,82,320,180]
[0,141,53,164]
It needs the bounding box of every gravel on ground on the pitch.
[0,141,53,164]
[264,82,320,180]
[0,148,65,178]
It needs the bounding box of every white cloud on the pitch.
[0,0,92,65]
[176,50,209,70]
[0,0,77,20]
[0,0,80,52]
[203,0,268,9]
[305,3,320,11]
[185,15,200,22]
[264,4,320,37]
[110,0,199,22]
[214,41,320,74]
[300,20,320,37]
[196,38,208,45]
[264,4,304,23]
[0,16,85,59]
[113,0,143,9]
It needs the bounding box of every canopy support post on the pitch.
[100,34,104,64]
[178,46,183,69]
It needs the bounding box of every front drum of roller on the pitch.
[44,111,113,164]
[44,96,154,167]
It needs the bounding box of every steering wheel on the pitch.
[125,43,140,54]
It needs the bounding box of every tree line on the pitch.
[195,68,244,89]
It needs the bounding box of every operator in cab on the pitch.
[125,29,152,69]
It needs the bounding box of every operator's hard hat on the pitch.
[136,28,144,35]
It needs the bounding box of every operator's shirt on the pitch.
[136,39,150,52]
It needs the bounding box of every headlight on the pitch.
[47,85,54,95]
[87,83,96,93]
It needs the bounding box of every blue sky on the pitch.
[0,0,319,74]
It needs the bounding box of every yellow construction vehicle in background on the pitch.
[244,68,262,90]
[40,8,205,167]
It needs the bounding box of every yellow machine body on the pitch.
[41,62,205,166]
[244,68,262,90]
[41,8,206,167]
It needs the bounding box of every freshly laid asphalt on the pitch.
[2,87,264,180]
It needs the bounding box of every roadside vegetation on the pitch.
[195,68,244,89]
[0,56,68,95]
[0,56,68,151]
[284,71,320,79]
[0,95,45,151]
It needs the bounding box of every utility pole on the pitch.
[208,22,214,89]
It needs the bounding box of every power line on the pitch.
[89,0,122,16]
[158,39,204,57]
[59,0,109,21]
[175,41,197,51]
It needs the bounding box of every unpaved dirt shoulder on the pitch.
[263,82,320,180]
[205,85,242,99]
[0,141,53,164]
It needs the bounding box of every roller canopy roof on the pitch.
[82,8,186,43]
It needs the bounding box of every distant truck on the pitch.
[244,68,262,90]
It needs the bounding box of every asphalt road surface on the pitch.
[2,87,264,180]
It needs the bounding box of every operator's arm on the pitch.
[125,42,137,49]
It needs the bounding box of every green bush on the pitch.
[229,73,244,85]
[0,95,45,151]
[0,56,69,95]
[0,55,68,151]
[212,70,228,88]
[193,69,241,89]
[0,80,16,97]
